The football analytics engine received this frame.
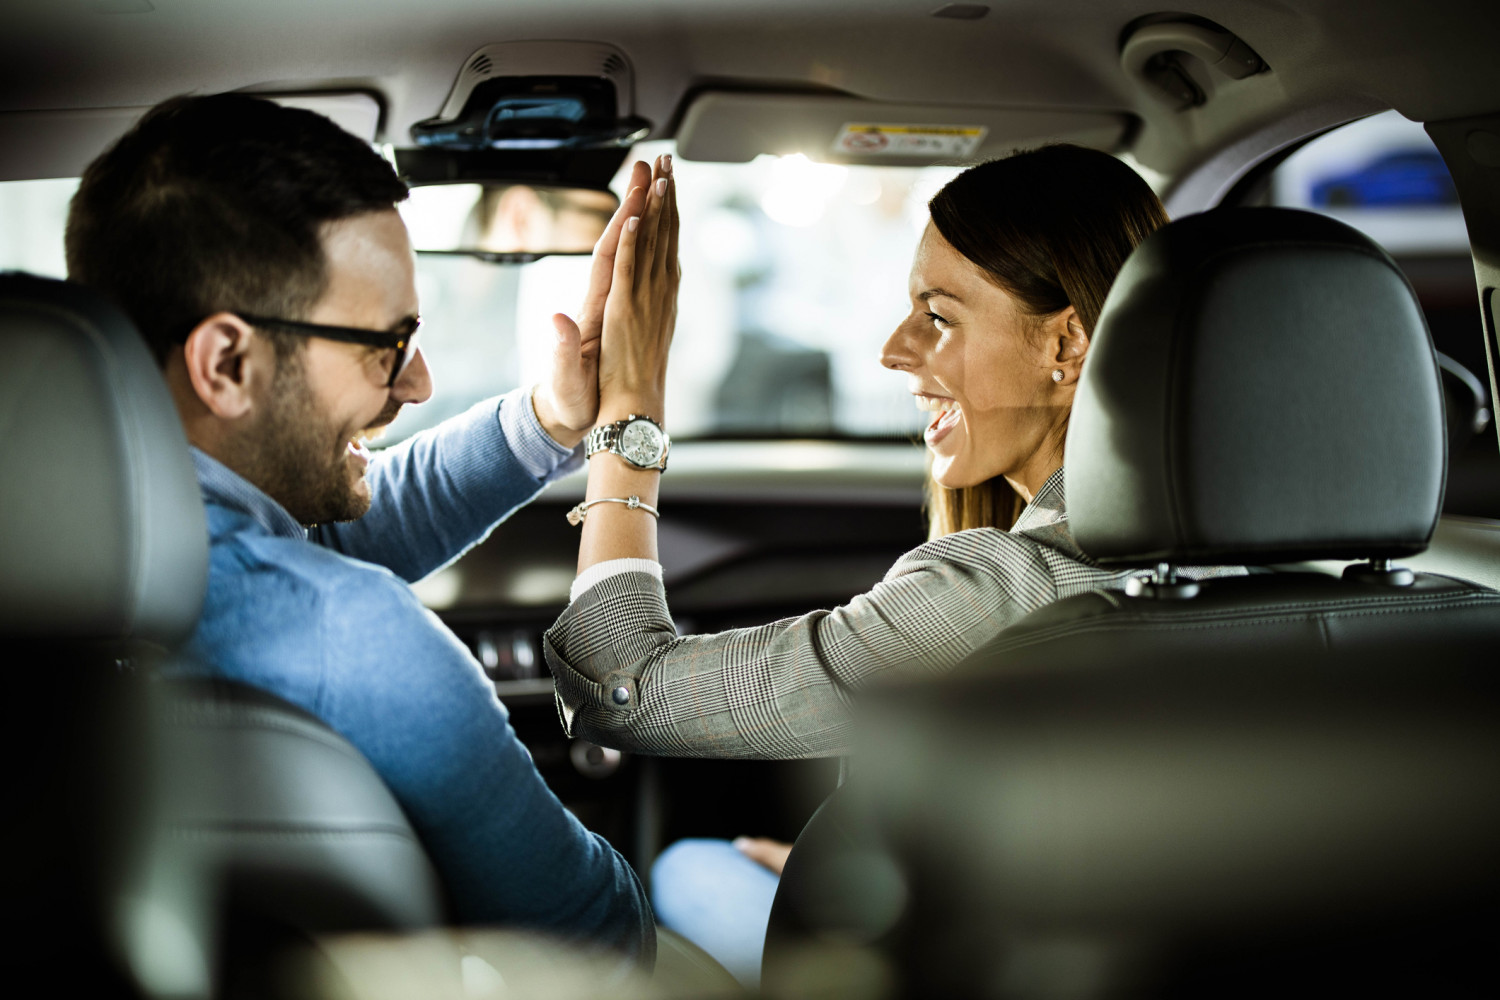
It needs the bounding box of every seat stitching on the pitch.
[993,595,1500,649]
[1106,586,1492,616]
[163,711,363,756]
[1028,591,1498,629]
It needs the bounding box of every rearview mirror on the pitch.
[401,183,619,262]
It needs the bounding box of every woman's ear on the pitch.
[1049,306,1090,385]
[181,312,273,421]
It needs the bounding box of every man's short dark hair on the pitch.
[66,93,409,366]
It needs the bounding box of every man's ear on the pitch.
[1049,306,1090,385]
[181,312,275,420]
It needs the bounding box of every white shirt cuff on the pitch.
[570,558,664,604]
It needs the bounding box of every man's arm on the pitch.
[315,574,654,959]
[309,388,580,582]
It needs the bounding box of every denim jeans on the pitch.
[651,838,780,989]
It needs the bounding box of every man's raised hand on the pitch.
[532,161,655,446]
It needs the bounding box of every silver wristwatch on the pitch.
[584,414,670,471]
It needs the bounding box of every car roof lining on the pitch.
[4,1,1498,187]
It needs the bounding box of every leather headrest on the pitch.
[0,273,207,644]
[1068,208,1444,566]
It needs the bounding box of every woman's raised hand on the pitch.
[572,156,676,572]
[597,154,679,423]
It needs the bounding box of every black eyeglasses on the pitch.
[235,313,423,388]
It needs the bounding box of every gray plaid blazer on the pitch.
[543,467,1237,760]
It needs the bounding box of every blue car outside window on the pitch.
[1311,149,1457,208]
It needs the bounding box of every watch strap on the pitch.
[583,421,618,457]
[584,415,670,470]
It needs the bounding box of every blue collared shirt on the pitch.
[171,390,654,960]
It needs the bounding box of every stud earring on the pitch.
[1051,369,1064,383]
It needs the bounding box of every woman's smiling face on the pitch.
[881,221,1085,500]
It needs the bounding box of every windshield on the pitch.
[391,141,956,444]
[0,145,960,442]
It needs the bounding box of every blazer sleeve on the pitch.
[543,528,1093,760]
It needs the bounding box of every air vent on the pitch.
[602,53,626,76]
[468,54,494,77]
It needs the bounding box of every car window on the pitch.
[0,177,76,279]
[1259,111,1500,520]
[1268,110,1467,253]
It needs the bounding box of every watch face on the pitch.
[619,420,663,467]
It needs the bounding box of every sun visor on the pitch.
[676,92,1131,165]
[0,92,382,182]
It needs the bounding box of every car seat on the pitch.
[0,273,445,999]
[763,209,1500,997]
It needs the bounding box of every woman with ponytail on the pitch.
[550,143,1239,985]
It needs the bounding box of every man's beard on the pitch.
[235,356,399,526]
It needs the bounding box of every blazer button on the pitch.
[611,685,631,706]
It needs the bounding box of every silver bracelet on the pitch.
[566,495,660,526]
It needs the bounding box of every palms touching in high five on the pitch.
[568,153,680,572]
[534,159,660,444]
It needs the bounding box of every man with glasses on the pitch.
[65,93,655,960]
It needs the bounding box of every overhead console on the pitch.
[410,41,647,153]
[674,91,1130,166]
[397,40,648,190]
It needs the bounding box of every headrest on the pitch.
[1068,208,1444,566]
[0,273,207,644]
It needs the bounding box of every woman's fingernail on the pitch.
[656,178,667,196]
[663,153,673,175]
[626,217,639,233]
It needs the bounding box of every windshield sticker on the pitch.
[833,123,987,158]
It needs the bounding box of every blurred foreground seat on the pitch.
[0,273,444,999]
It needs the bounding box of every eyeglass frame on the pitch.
[233,313,423,388]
